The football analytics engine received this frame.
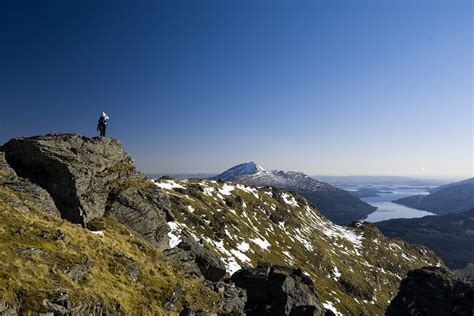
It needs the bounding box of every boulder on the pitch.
[164,234,226,282]
[1,134,137,224]
[210,280,247,313]
[231,263,325,316]
[107,186,170,249]
[386,266,474,316]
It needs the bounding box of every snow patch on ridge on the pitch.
[323,302,341,316]
[251,237,271,249]
[236,184,260,198]
[281,192,299,207]
[154,179,185,190]
[219,184,235,196]
[167,222,182,248]
[237,242,250,252]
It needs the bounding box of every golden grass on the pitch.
[0,186,220,314]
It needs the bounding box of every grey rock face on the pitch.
[0,151,60,217]
[212,280,247,314]
[63,256,92,283]
[164,234,227,282]
[0,152,16,177]
[231,264,325,316]
[1,134,136,224]
[41,290,117,315]
[107,186,171,249]
[114,252,141,282]
[386,267,474,316]
[1,134,170,248]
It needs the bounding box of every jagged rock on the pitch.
[164,246,204,280]
[0,152,16,177]
[164,234,226,282]
[0,177,61,217]
[1,134,170,248]
[210,280,247,313]
[43,292,70,315]
[231,264,325,316]
[1,151,60,217]
[386,267,474,316]
[1,134,137,224]
[114,252,141,282]
[63,256,92,283]
[164,284,183,312]
[16,247,49,257]
[107,186,170,249]
[41,290,116,315]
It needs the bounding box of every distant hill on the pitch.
[393,180,474,215]
[348,188,388,198]
[430,177,474,193]
[376,209,474,269]
[212,162,376,224]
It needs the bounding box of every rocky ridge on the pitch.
[0,134,447,315]
[155,177,443,315]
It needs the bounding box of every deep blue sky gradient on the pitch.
[0,0,472,177]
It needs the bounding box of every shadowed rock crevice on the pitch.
[4,144,84,224]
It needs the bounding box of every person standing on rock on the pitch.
[97,112,109,137]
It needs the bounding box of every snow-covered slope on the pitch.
[212,163,376,224]
[154,178,442,316]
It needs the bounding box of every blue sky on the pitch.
[0,0,472,178]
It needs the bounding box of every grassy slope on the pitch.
[157,179,443,315]
[0,186,220,314]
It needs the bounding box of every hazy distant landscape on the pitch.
[315,176,449,222]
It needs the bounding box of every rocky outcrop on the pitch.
[2,134,138,223]
[1,134,170,248]
[106,186,171,249]
[164,234,227,282]
[0,152,60,217]
[231,263,325,316]
[386,267,474,316]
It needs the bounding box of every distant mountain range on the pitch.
[393,178,474,215]
[212,162,376,224]
[376,209,474,269]
[314,175,449,188]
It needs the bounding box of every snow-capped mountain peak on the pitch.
[212,162,376,224]
[213,162,265,181]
